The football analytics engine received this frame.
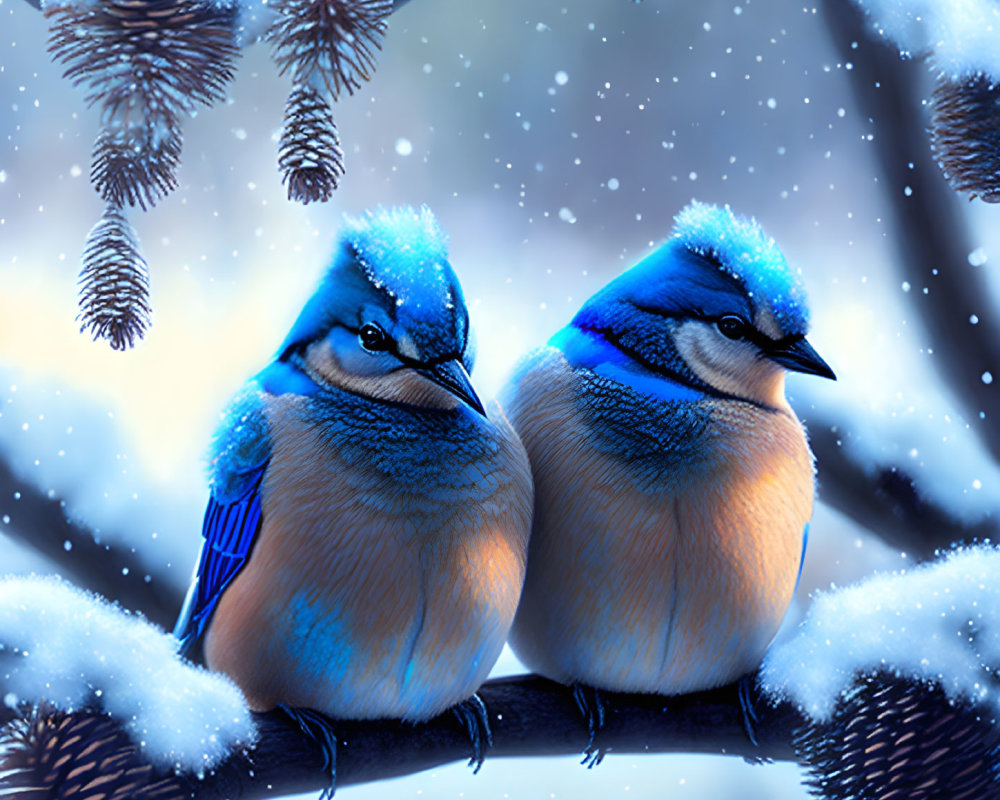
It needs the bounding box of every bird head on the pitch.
[572,201,834,408]
[273,205,484,415]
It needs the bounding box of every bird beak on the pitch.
[416,360,488,416]
[767,338,836,380]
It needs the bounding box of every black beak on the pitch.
[416,360,487,416]
[767,338,836,380]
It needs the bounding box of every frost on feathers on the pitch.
[343,205,452,307]
[672,200,810,334]
[761,544,1000,722]
[0,576,254,771]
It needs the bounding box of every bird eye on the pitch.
[358,323,390,352]
[717,315,748,340]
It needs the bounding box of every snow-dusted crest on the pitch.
[0,575,254,771]
[673,200,810,333]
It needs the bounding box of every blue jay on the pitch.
[173,205,533,778]
[500,201,834,756]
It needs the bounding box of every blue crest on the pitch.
[672,201,810,334]
[277,205,471,366]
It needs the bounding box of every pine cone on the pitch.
[78,204,152,351]
[267,0,392,100]
[930,73,1000,203]
[279,84,345,204]
[0,705,186,799]
[794,671,1000,800]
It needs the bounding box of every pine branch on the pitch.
[267,0,392,100]
[91,119,182,212]
[46,0,239,116]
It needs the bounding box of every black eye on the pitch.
[358,323,390,352]
[717,315,748,340]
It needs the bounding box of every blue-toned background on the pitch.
[3,0,999,796]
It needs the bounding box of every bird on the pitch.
[172,205,533,781]
[499,200,835,758]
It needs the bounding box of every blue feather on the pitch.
[794,523,809,594]
[549,325,704,404]
[174,463,266,654]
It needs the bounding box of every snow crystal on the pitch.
[395,137,413,157]
[761,545,1000,721]
[855,0,1000,80]
[0,575,255,770]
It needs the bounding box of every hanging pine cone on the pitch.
[78,204,152,351]
[279,84,345,204]
[267,0,392,100]
[930,73,1000,203]
[91,116,183,211]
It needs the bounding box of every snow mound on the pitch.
[0,575,255,771]
[761,544,1000,721]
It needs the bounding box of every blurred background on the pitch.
[2,0,999,796]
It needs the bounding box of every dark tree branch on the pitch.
[0,457,182,630]
[823,0,1000,465]
[6,670,995,800]
[191,675,799,799]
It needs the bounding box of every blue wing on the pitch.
[173,464,267,655]
[174,382,273,656]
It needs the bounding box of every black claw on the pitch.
[572,683,607,768]
[451,694,493,774]
[738,675,760,748]
[279,703,338,796]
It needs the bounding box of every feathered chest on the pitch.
[261,391,515,531]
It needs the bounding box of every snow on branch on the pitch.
[0,576,255,773]
[847,0,1000,201]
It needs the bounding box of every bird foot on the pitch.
[571,683,607,768]
[279,703,338,798]
[737,674,774,765]
[451,693,494,774]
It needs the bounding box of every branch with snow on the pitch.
[0,455,182,631]
[0,577,254,773]
[846,0,1000,201]
[806,407,1000,560]
[4,549,1000,799]
[825,0,1000,468]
